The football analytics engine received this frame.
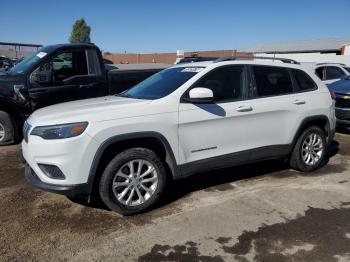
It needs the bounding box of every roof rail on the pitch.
[315,62,347,66]
[214,56,300,64]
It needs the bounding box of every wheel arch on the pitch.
[0,98,23,122]
[291,115,331,152]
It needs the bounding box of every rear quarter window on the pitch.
[292,69,317,92]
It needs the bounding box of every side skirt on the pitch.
[177,144,291,179]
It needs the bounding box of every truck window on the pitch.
[9,53,41,75]
[109,71,157,94]
[52,54,72,70]
[86,49,102,75]
[35,51,88,82]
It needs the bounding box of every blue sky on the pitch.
[1,0,349,53]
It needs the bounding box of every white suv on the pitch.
[314,63,350,84]
[22,57,336,215]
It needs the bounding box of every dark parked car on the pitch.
[0,43,169,145]
[107,63,170,94]
[0,56,14,70]
[328,76,350,126]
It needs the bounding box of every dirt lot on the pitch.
[1,130,350,262]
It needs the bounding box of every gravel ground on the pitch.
[1,130,350,262]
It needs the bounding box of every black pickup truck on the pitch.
[0,43,169,145]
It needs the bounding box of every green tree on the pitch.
[69,18,91,43]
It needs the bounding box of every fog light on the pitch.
[38,164,65,180]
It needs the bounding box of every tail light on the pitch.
[329,90,336,100]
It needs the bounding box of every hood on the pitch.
[0,73,26,99]
[328,79,350,95]
[28,95,153,125]
[0,72,25,83]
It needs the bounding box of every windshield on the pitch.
[344,67,350,74]
[8,51,46,75]
[119,67,203,100]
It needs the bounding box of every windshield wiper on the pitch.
[116,93,133,98]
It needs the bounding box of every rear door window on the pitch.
[251,66,293,98]
[325,66,346,80]
[315,67,325,80]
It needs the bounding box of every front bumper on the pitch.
[25,164,90,197]
[335,107,350,126]
[22,132,99,185]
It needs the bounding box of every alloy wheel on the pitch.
[301,133,324,166]
[0,122,5,142]
[112,159,158,206]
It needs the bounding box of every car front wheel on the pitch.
[99,148,166,215]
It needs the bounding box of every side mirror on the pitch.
[185,87,214,103]
[31,70,53,84]
[344,75,350,81]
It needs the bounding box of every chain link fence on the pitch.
[0,42,42,58]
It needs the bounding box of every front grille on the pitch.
[23,121,31,143]
[335,93,350,109]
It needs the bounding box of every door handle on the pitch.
[236,106,253,112]
[79,83,94,89]
[293,100,306,105]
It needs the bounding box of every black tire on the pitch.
[290,126,327,172]
[99,148,166,215]
[0,111,16,146]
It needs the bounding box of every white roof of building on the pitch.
[240,37,350,53]
[112,63,171,70]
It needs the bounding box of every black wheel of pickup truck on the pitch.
[0,111,16,146]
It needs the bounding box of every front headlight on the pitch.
[31,122,88,140]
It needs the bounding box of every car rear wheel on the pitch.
[0,111,16,146]
[290,126,327,172]
[99,148,166,215]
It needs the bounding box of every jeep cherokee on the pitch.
[22,56,336,215]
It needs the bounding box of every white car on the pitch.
[315,63,350,84]
[52,58,72,70]
[22,57,336,215]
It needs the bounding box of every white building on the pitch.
[240,37,350,64]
